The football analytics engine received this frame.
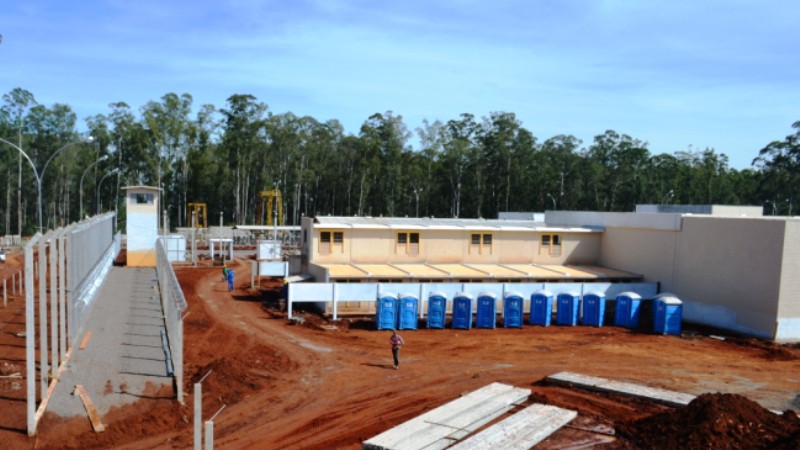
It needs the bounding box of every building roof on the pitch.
[122,185,162,192]
[313,216,599,233]
[317,263,642,281]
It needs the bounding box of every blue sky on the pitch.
[1,0,798,169]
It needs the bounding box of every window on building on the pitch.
[319,230,344,255]
[133,193,154,204]
[470,232,493,255]
[396,232,420,255]
[540,233,562,256]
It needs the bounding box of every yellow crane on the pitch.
[256,189,284,226]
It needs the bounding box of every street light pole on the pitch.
[80,155,109,219]
[546,193,557,210]
[413,187,423,217]
[96,168,119,214]
[0,136,93,232]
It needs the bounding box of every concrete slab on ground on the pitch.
[546,371,696,407]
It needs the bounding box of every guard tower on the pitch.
[123,185,161,267]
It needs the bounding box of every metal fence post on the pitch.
[194,383,202,450]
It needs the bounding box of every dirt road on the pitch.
[7,257,800,449]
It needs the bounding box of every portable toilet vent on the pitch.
[376,293,399,330]
[582,292,606,327]
[503,291,524,328]
[398,293,419,330]
[556,292,581,326]
[530,291,554,326]
[614,292,642,328]
[452,292,474,330]
[476,292,498,329]
[427,292,448,329]
[653,293,683,335]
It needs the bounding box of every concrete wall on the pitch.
[599,228,679,289]
[776,220,800,340]
[675,216,784,338]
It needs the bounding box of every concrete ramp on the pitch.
[448,403,577,450]
[546,371,695,407]
[363,382,530,450]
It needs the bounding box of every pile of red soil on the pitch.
[618,393,800,449]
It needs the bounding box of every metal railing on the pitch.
[156,237,187,403]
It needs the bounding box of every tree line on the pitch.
[0,87,797,235]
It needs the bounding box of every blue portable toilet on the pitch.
[503,291,524,328]
[427,291,448,329]
[653,294,683,335]
[614,291,642,328]
[530,291,554,326]
[476,292,498,329]
[582,292,606,327]
[556,292,581,326]
[398,292,419,330]
[452,292,474,330]
[376,293,399,330]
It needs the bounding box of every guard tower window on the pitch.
[319,230,344,255]
[133,193,154,204]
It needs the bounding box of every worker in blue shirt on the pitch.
[227,268,235,292]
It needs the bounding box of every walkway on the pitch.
[46,267,172,417]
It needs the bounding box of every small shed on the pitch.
[476,292,498,329]
[452,293,474,330]
[398,293,419,330]
[123,186,161,267]
[613,292,642,328]
[530,291,554,326]
[582,292,606,327]
[653,293,683,335]
[556,292,581,326]
[427,292,448,329]
[503,291,524,328]
[376,293,399,330]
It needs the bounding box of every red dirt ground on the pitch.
[2,256,800,449]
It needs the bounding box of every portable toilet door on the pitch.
[530,291,554,326]
[427,292,448,329]
[452,293,474,330]
[614,292,642,328]
[476,292,498,329]
[503,291,524,328]
[398,293,419,330]
[582,292,606,327]
[376,293,399,330]
[653,294,683,335]
[556,292,581,326]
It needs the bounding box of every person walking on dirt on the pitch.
[389,331,405,370]
[222,264,229,281]
[227,268,235,292]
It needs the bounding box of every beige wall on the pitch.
[599,227,679,288]
[306,225,601,265]
[675,217,784,335]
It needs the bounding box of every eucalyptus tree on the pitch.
[584,130,649,211]
[753,121,800,215]
[220,94,268,225]
[1,88,37,234]
[440,114,479,218]
[358,112,411,217]
[539,135,582,210]
[141,93,195,229]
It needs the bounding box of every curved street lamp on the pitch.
[546,193,557,210]
[96,168,120,214]
[80,155,109,219]
[0,135,93,232]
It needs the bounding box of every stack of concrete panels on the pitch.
[363,382,530,450]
